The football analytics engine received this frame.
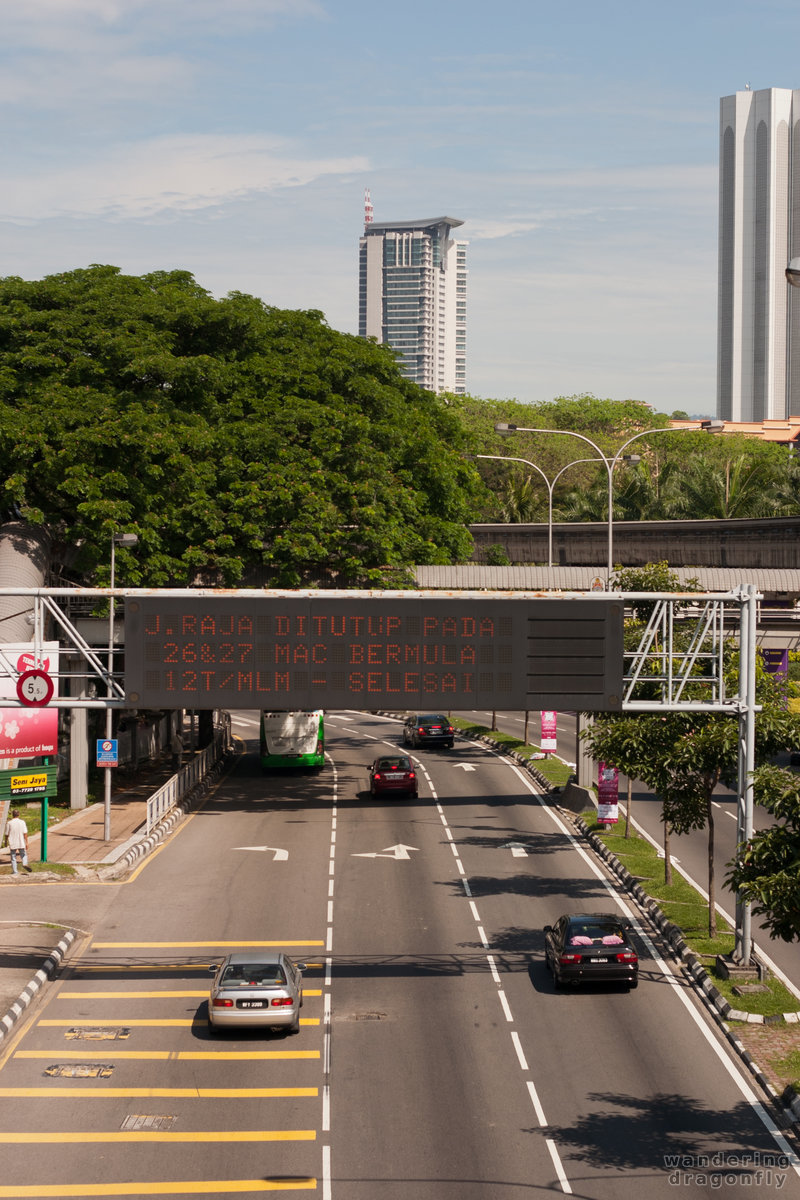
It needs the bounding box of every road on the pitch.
[0,710,797,1197]
[460,708,800,999]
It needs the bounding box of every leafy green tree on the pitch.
[583,564,800,937]
[0,266,486,586]
[727,767,800,941]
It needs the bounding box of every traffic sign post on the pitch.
[96,739,119,768]
[16,669,54,707]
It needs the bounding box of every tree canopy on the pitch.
[0,266,486,587]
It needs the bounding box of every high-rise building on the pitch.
[359,208,467,394]
[717,87,800,421]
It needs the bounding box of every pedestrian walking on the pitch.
[170,729,183,773]
[5,810,32,874]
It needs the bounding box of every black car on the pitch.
[403,713,455,749]
[544,913,638,990]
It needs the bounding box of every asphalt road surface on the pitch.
[461,708,800,1001]
[0,710,797,1198]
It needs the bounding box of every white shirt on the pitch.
[7,816,27,849]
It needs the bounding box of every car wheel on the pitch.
[446,740,454,749]
[627,979,639,991]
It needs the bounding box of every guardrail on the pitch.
[146,713,232,835]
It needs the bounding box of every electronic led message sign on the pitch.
[124,595,623,711]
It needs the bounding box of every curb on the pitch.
[389,712,800,1126]
[0,929,77,1045]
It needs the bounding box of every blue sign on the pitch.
[96,739,119,768]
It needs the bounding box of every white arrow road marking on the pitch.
[352,844,419,860]
[455,763,476,771]
[502,842,529,858]
[233,846,289,861]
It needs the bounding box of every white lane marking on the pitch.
[477,926,490,948]
[511,1031,529,1070]
[322,1144,331,1200]
[498,990,513,1022]
[503,842,528,858]
[232,845,288,860]
[527,1080,547,1126]
[352,844,419,860]
[487,956,502,986]
[469,901,481,922]
[546,1138,573,1194]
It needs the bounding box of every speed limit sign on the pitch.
[16,669,54,707]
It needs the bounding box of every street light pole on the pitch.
[475,453,602,567]
[494,421,724,578]
[104,532,138,842]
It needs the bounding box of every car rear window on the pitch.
[378,757,410,770]
[221,965,287,986]
[568,923,625,945]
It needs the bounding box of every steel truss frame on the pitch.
[0,585,761,962]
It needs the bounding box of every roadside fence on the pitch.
[146,712,232,835]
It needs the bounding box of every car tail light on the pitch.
[212,998,234,1008]
[559,952,582,963]
[373,772,382,780]
[417,727,425,734]
[409,771,416,780]
[615,950,638,963]
[271,997,294,1007]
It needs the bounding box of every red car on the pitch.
[369,755,418,798]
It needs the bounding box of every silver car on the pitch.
[207,950,305,1034]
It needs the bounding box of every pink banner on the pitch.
[0,707,58,757]
[0,643,59,760]
[597,762,619,823]
[540,710,557,752]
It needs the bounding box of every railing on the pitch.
[146,713,232,835]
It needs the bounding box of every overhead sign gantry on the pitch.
[123,594,625,711]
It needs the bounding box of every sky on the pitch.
[3,2,800,415]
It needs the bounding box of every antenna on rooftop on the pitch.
[364,188,373,226]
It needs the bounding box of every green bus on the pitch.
[259,710,325,770]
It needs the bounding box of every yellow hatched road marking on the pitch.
[0,1131,316,1143]
[57,990,323,999]
[39,1019,320,1028]
[0,1181,315,1196]
[17,1050,320,1061]
[0,1087,318,1098]
[90,941,324,949]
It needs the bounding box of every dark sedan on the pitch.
[402,713,455,749]
[544,913,638,990]
[370,755,418,798]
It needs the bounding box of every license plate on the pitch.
[237,999,266,1009]
[593,957,609,963]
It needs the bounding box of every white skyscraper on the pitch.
[359,210,467,394]
[717,87,800,420]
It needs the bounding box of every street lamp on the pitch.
[473,453,604,567]
[104,532,138,842]
[494,421,724,577]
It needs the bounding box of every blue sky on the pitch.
[3,1,800,414]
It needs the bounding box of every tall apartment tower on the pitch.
[717,87,800,420]
[359,210,467,394]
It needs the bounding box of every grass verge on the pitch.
[582,812,800,1031]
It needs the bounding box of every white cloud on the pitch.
[0,134,367,221]
[0,0,325,42]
